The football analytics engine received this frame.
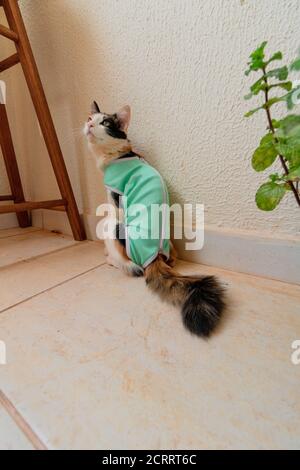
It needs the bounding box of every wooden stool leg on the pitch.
[2,0,86,241]
[0,103,30,228]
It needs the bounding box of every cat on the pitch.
[84,101,226,337]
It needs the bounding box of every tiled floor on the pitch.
[0,228,299,450]
[0,406,34,450]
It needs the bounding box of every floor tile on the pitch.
[0,230,76,268]
[0,259,299,449]
[0,405,33,450]
[0,227,40,240]
[0,241,105,312]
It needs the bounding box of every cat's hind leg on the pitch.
[104,228,144,278]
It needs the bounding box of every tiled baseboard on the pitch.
[173,226,300,285]
[0,213,18,230]
[32,210,300,285]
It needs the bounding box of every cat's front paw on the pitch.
[106,256,117,268]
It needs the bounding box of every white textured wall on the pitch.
[2,0,300,236]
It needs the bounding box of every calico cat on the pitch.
[84,101,225,337]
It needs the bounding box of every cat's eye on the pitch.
[102,119,111,128]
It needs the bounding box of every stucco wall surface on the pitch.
[1,0,299,237]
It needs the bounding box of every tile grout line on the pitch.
[0,262,107,315]
[0,240,84,272]
[0,228,43,241]
[0,390,48,450]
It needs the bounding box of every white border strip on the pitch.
[32,211,300,285]
[173,225,300,285]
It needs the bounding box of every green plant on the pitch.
[244,42,300,211]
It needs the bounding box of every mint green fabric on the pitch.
[104,157,170,268]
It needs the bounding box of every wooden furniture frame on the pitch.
[0,0,86,240]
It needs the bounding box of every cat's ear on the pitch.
[116,105,131,132]
[91,101,101,114]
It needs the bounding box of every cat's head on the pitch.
[84,101,131,145]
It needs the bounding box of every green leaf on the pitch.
[255,182,286,211]
[266,51,283,65]
[286,85,300,110]
[260,134,274,145]
[263,97,284,109]
[244,92,254,100]
[272,119,281,128]
[287,165,300,181]
[273,117,300,166]
[274,141,300,164]
[274,134,300,167]
[252,134,278,171]
[290,57,300,71]
[245,73,290,101]
[251,41,268,61]
[244,106,263,117]
[245,41,267,75]
[250,77,264,93]
[289,152,300,168]
[269,173,281,182]
[265,66,289,81]
[272,116,300,162]
[277,115,300,135]
[244,77,266,100]
[269,81,292,92]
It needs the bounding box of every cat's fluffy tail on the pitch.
[144,255,225,337]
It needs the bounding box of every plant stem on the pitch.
[262,67,300,208]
